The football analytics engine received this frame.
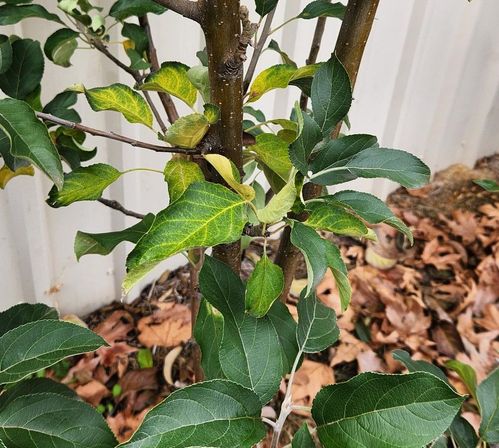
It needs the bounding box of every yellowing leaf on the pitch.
[204,154,255,201]
[248,64,297,102]
[256,175,296,224]
[47,163,122,207]
[124,182,247,292]
[0,164,34,189]
[165,113,209,149]
[84,83,153,128]
[140,61,197,107]
[248,64,320,103]
[247,133,292,181]
[163,158,204,203]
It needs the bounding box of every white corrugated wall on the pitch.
[1,0,498,315]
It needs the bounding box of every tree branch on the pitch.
[276,0,380,301]
[300,0,332,110]
[98,198,145,219]
[36,112,200,154]
[243,7,277,94]
[153,0,201,22]
[139,15,180,124]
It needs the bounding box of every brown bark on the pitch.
[201,0,245,273]
[277,0,380,301]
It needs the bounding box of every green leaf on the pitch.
[267,301,298,374]
[298,1,346,20]
[243,105,266,123]
[255,0,278,17]
[309,134,378,184]
[245,255,284,318]
[53,128,96,170]
[0,303,58,337]
[0,164,34,189]
[47,163,121,207]
[297,291,339,353]
[290,221,351,309]
[187,65,210,102]
[313,372,465,448]
[449,415,479,448]
[194,299,224,379]
[84,83,153,128]
[292,424,316,448]
[0,35,12,75]
[140,61,197,107]
[311,55,352,136]
[74,213,155,260]
[445,359,477,400]
[200,257,282,404]
[0,38,44,100]
[122,22,148,54]
[0,98,63,189]
[247,133,292,181]
[312,147,431,189]
[0,320,106,384]
[43,91,81,123]
[137,348,153,369]
[325,240,351,311]
[474,178,499,192]
[326,190,413,244]
[305,201,372,239]
[125,182,247,292]
[289,112,322,174]
[109,0,166,20]
[256,175,296,224]
[267,39,296,67]
[248,64,297,102]
[0,378,116,447]
[120,379,265,448]
[205,153,255,201]
[0,4,62,25]
[392,349,449,384]
[163,158,204,203]
[44,28,78,67]
[477,367,499,443]
[165,113,209,148]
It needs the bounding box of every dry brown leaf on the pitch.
[95,310,134,344]
[119,368,158,400]
[75,380,109,407]
[292,360,334,412]
[137,302,191,348]
[357,349,385,373]
[107,408,150,443]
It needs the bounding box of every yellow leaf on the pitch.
[0,164,34,189]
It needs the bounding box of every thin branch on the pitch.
[92,39,142,83]
[139,15,180,124]
[300,0,332,110]
[152,0,201,22]
[36,112,200,154]
[243,7,277,93]
[98,198,145,219]
[142,91,168,133]
[91,39,170,132]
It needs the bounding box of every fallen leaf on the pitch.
[75,380,109,407]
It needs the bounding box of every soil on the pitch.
[46,155,499,446]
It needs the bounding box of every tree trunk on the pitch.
[201,0,244,273]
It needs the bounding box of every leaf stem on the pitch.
[121,167,164,175]
[262,417,276,428]
[98,198,145,219]
[36,112,200,154]
[269,16,297,36]
[271,349,304,448]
